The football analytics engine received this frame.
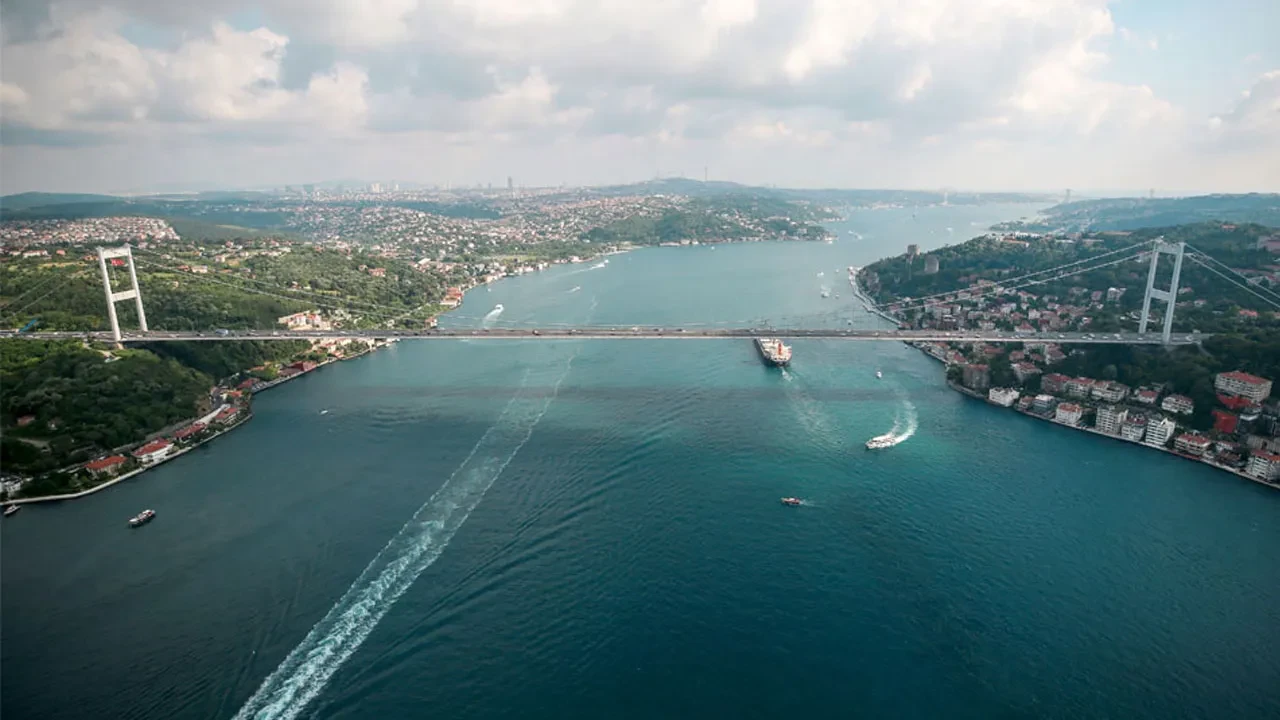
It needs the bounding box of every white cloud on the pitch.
[1,0,1276,192]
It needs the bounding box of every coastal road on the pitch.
[1,328,1204,345]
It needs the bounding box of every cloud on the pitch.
[0,0,1276,192]
[1209,70,1280,141]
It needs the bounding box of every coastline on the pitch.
[1,341,397,506]
[945,380,1279,492]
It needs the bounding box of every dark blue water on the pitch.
[4,205,1279,719]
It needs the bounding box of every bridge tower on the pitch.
[96,246,148,343]
[1137,239,1184,345]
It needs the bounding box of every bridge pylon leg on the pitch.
[1138,239,1184,345]
[96,245,147,344]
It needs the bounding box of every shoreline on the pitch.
[945,380,1279,492]
[2,413,253,506]
[1,341,397,506]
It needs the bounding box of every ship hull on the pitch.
[754,338,790,366]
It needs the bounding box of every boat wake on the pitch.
[480,304,505,327]
[233,350,579,720]
[874,398,919,448]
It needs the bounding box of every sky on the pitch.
[1,0,1277,195]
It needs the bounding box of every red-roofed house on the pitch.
[215,407,241,424]
[1174,434,1212,456]
[173,423,206,441]
[1246,451,1280,481]
[1214,371,1272,402]
[1054,402,1084,425]
[85,455,127,478]
[1042,373,1070,394]
[1162,394,1195,415]
[1212,410,1239,435]
[1065,377,1096,399]
[133,439,173,464]
[1134,389,1159,405]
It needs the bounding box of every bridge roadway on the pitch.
[3,328,1203,345]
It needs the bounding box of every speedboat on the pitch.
[865,435,895,450]
[780,497,803,507]
[129,509,156,528]
[876,370,882,379]
[3,505,19,517]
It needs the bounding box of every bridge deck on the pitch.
[3,328,1203,345]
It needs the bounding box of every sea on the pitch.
[4,203,1279,720]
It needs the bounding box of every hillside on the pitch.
[993,194,1280,232]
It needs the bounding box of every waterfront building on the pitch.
[1032,394,1057,414]
[1245,451,1280,481]
[1133,389,1159,405]
[1121,415,1148,442]
[133,439,173,465]
[85,455,127,478]
[1013,362,1042,384]
[963,364,991,391]
[1065,377,1096,399]
[1091,381,1130,403]
[215,407,241,424]
[1054,402,1084,426]
[173,423,206,442]
[1214,371,1273,402]
[988,388,1020,407]
[1174,433,1212,456]
[1096,405,1128,435]
[1161,394,1195,415]
[1144,417,1177,448]
[1042,373,1070,394]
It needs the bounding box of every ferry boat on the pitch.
[128,509,156,528]
[754,338,792,367]
[780,497,802,507]
[3,505,19,517]
[865,434,895,450]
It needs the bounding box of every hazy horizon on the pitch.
[1,0,1277,195]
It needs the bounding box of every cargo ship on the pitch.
[754,337,792,367]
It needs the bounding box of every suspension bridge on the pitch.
[2,237,1278,346]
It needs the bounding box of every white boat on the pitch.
[876,370,882,379]
[821,290,830,298]
[865,434,895,450]
[493,304,504,312]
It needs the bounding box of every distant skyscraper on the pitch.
[1065,188,1072,203]
[370,182,382,193]
[507,176,514,195]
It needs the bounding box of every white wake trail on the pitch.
[234,351,578,720]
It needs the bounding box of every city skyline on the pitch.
[1,0,1278,194]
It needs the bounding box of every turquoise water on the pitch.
[4,204,1279,719]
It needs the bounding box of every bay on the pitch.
[3,203,1278,719]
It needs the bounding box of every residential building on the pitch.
[1161,394,1194,415]
[215,407,241,424]
[1213,410,1239,435]
[1121,415,1148,442]
[1041,373,1070,394]
[1214,371,1273,402]
[173,422,206,441]
[1032,394,1056,413]
[987,388,1020,407]
[1013,362,1042,384]
[1174,433,1212,456]
[1133,389,1159,406]
[133,439,173,464]
[1246,451,1280,481]
[1054,402,1084,425]
[1065,377,1096,399]
[1091,381,1129,403]
[85,455,127,478]
[1096,405,1128,435]
[1144,417,1177,448]
[962,364,990,391]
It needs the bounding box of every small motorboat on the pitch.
[3,505,19,517]
[875,370,883,379]
[129,509,156,528]
[865,435,895,450]
[780,497,803,507]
